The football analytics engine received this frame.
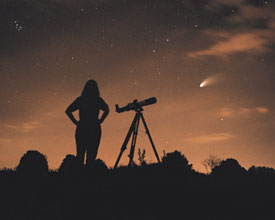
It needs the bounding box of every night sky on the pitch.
[1,0,275,172]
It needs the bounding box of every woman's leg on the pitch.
[76,127,85,165]
[86,126,102,167]
[76,143,85,165]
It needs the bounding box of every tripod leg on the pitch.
[114,114,139,169]
[140,113,161,163]
[128,114,141,167]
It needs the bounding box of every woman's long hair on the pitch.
[81,80,100,99]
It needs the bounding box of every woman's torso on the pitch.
[78,97,101,127]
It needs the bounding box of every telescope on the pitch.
[114,96,160,168]
[115,97,157,113]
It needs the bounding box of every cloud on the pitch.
[188,32,269,59]
[230,5,271,22]
[186,133,234,144]
[219,108,235,118]
[240,107,270,115]
[189,0,275,59]
[255,107,269,114]
[0,138,12,143]
[3,121,41,133]
[219,106,269,118]
[207,0,244,7]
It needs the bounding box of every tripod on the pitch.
[114,109,161,169]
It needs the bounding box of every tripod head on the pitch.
[115,97,157,113]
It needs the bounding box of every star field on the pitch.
[0,0,275,171]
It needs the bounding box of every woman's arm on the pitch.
[99,106,109,124]
[65,110,78,125]
[99,98,109,124]
[65,97,80,125]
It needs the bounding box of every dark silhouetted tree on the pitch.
[16,150,48,175]
[211,158,246,176]
[203,155,222,173]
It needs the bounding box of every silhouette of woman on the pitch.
[65,80,109,167]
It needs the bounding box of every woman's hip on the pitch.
[75,125,101,140]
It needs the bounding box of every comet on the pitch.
[199,74,221,88]
[200,81,207,88]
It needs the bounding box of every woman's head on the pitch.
[81,80,100,98]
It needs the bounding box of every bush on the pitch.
[16,150,48,175]
[248,166,275,178]
[161,150,192,174]
[58,154,83,176]
[92,159,109,175]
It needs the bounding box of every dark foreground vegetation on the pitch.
[1,150,275,220]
